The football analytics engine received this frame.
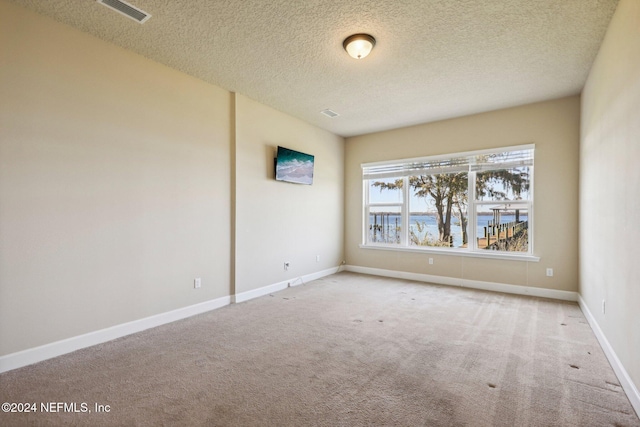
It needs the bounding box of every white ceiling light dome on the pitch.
[343,34,376,59]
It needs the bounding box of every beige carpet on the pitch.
[1,272,638,426]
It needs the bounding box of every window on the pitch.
[362,145,534,259]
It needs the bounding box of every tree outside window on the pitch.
[362,145,534,255]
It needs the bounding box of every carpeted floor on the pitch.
[1,272,638,426]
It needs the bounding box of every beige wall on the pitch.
[580,0,640,397]
[6,1,635,403]
[0,0,231,355]
[0,1,346,358]
[345,96,580,291]
[234,94,344,294]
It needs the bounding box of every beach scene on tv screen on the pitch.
[276,147,314,185]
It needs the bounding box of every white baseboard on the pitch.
[343,265,578,302]
[234,266,341,303]
[343,265,637,417]
[0,266,341,373]
[0,296,231,374]
[578,296,640,418]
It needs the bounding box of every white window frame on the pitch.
[361,144,539,262]
[364,176,408,245]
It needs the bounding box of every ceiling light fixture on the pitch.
[343,34,376,59]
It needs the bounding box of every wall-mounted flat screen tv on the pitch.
[275,146,314,185]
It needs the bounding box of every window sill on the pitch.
[358,244,540,262]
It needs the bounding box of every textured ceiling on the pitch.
[10,0,618,137]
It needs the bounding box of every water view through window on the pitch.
[363,145,534,254]
[368,212,528,249]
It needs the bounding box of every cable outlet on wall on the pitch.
[284,262,290,271]
[546,268,553,277]
[602,299,606,314]
[194,278,201,289]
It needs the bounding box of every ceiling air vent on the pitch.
[320,109,340,118]
[97,0,151,24]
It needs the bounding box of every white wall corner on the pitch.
[578,296,640,418]
[0,296,231,374]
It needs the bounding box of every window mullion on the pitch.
[468,170,476,251]
[363,179,369,245]
[402,176,410,246]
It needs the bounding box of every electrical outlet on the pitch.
[194,278,201,289]
[316,255,320,262]
[429,258,434,265]
[546,268,553,277]
[602,300,606,314]
[284,262,290,271]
